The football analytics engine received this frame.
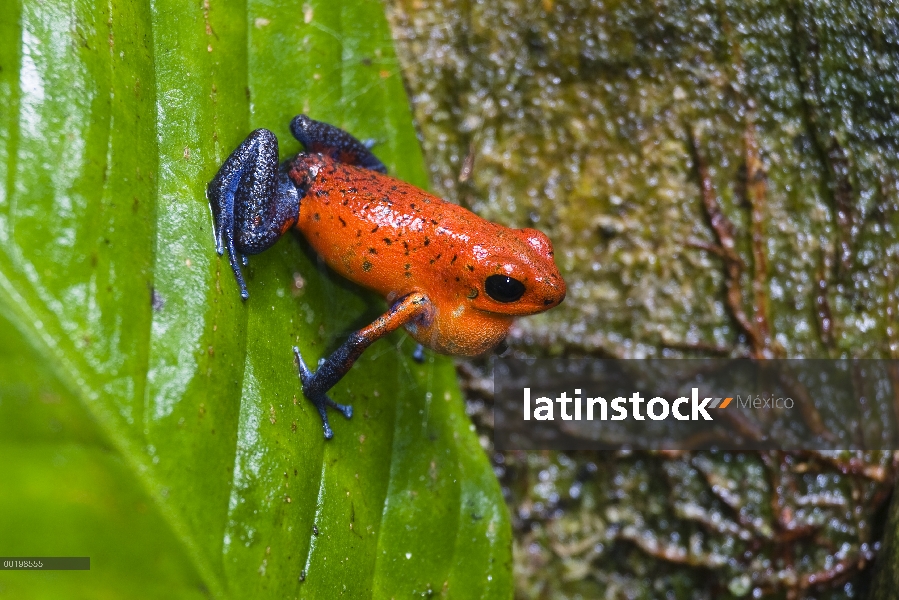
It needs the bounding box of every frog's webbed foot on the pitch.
[207,129,300,299]
[293,347,353,440]
[290,114,388,173]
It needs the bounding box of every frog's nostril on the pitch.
[541,286,565,307]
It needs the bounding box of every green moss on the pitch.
[388,0,899,596]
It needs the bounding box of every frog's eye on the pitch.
[485,275,525,303]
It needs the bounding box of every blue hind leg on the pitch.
[207,129,301,299]
[289,115,387,173]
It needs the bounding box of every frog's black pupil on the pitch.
[485,275,525,303]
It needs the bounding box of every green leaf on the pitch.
[0,0,512,598]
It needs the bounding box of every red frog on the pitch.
[208,116,565,438]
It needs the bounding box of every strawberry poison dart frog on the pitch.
[208,116,566,438]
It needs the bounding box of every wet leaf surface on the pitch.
[0,1,511,597]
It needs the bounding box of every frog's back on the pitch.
[289,153,491,300]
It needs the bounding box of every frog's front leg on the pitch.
[207,129,300,299]
[294,292,430,439]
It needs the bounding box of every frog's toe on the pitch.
[293,346,312,385]
[412,344,425,363]
[224,232,249,300]
[311,398,334,440]
[325,397,353,419]
[212,227,225,256]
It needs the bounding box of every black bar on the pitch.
[0,557,90,570]
[495,358,899,451]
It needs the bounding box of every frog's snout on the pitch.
[543,274,566,308]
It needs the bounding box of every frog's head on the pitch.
[465,227,566,317]
[405,223,566,356]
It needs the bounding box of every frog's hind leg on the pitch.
[289,114,387,173]
[208,129,301,299]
